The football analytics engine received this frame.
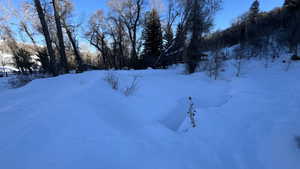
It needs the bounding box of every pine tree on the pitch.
[36,48,51,73]
[184,0,206,74]
[142,9,163,68]
[159,23,186,67]
[14,48,34,74]
[284,0,300,8]
[173,23,186,63]
[180,0,221,74]
[248,0,260,21]
[163,25,174,50]
[284,0,289,6]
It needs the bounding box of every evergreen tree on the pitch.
[14,48,34,74]
[184,0,220,74]
[142,9,163,68]
[284,0,300,8]
[184,0,200,74]
[36,48,51,73]
[158,23,186,67]
[173,23,186,63]
[245,0,264,58]
[248,0,260,21]
[163,25,174,50]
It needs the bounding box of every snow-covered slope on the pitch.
[0,59,299,169]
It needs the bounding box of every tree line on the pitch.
[0,0,299,77]
[0,0,222,75]
[204,0,300,57]
[85,0,221,73]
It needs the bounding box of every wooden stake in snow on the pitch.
[187,97,196,128]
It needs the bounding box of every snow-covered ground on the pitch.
[0,59,299,169]
[0,77,9,92]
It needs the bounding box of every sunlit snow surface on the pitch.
[0,59,299,169]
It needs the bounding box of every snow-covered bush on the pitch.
[123,76,139,96]
[187,97,197,128]
[104,72,119,90]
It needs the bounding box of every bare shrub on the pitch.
[207,53,224,80]
[269,38,281,62]
[8,75,33,88]
[7,74,50,88]
[123,76,139,96]
[233,59,243,77]
[104,72,119,90]
[232,46,245,77]
[285,59,292,72]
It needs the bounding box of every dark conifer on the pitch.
[248,0,260,21]
[284,0,300,8]
[163,26,174,50]
[142,9,163,68]
[184,0,206,74]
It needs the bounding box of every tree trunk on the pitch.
[64,26,84,72]
[52,0,69,73]
[33,0,57,76]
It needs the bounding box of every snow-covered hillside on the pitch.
[0,59,299,169]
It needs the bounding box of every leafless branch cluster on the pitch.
[123,75,139,96]
[104,72,119,90]
[103,72,139,96]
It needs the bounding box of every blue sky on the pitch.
[214,0,284,30]
[11,0,284,30]
[70,0,284,30]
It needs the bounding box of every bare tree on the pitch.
[107,16,130,69]
[60,0,84,72]
[86,10,111,68]
[163,0,179,49]
[2,27,18,57]
[179,0,222,74]
[232,46,245,77]
[0,0,13,35]
[108,0,144,68]
[33,0,57,76]
[15,2,39,48]
[208,42,224,80]
[52,0,68,73]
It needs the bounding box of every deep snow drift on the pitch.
[0,59,299,169]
